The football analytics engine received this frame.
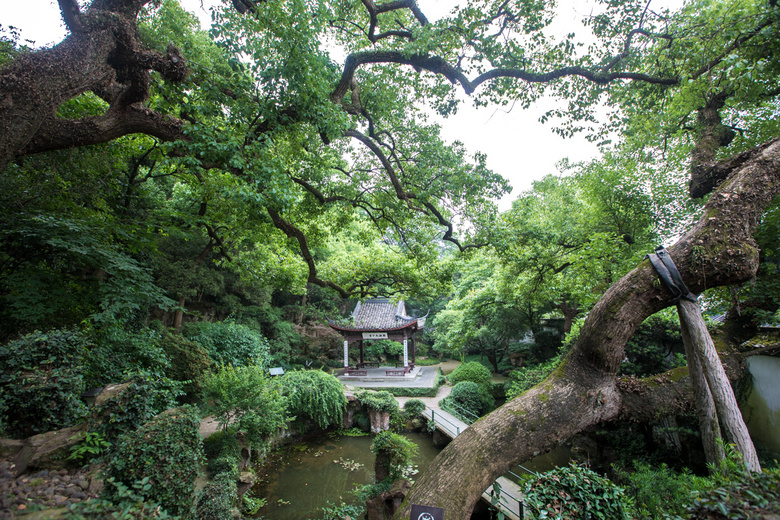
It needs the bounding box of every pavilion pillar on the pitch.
[410,336,416,367]
[359,340,364,366]
[403,336,409,370]
[343,340,349,368]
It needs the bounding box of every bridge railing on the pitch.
[426,407,463,436]
[440,399,481,425]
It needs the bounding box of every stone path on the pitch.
[0,462,101,519]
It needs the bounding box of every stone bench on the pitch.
[385,369,406,376]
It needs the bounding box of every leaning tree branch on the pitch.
[266,208,351,298]
[331,50,679,104]
[398,138,780,520]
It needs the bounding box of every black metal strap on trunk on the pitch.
[646,246,698,302]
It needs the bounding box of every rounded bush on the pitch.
[0,329,89,437]
[196,473,237,520]
[522,463,632,520]
[184,321,271,367]
[280,370,347,429]
[93,370,183,443]
[403,399,426,417]
[448,361,492,386]
[103,405,204,517]
[447,381,492,418]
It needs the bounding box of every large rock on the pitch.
[10,424,87,476]
[92,382,131,409]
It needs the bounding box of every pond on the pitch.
[251,431,441,520]
[250,430,572,520]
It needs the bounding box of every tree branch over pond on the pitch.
[397,138,780,519]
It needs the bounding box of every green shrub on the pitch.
[103,405,204,517]
[356,390,399,413]
[201,364,287,448]
[689,466,780,519]
[684,444,780,520]
[155,330,214,403]
[280,370,347,430]
[184,320,271,367]
[371,431,419,481]
[208,455,240,481]
[444,381,493,419]
[403,399,426,417]
[448,361,492,386]
[505,355,562,400]
[617,462,710,519]
[196,473,238,520]
[94,369,183,443]
[522,463,633,520]
[84,323,168,388]
[203,429,240,462]
[0,329,89,437]
[65,477,176,519]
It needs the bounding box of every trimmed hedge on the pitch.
[448,361,492,386]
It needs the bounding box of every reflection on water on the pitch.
[251,431,440,520]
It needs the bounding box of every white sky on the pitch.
[1,0,629,209]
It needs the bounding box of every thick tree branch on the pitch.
[399,137,780,520]
[266,208,351,298]
[331,50,679,104]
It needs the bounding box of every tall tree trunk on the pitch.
[397,138,780,520]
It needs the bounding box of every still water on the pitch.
[251,431,441,520]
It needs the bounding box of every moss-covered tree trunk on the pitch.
[0,0,187,173]
[397,138,780,520]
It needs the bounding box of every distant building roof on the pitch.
[328,298,421,332]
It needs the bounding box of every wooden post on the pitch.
[677,299,761,471]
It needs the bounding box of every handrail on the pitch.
[427,407,462,436]
[440,400,480,424]
[423,404,526,519]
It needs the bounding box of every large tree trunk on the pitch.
[397,138,780,520]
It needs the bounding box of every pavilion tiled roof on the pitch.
[328,299,419,331]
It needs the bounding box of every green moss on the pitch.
[538,393,549,402]
[666,366,690,383]
[510,407,528,417]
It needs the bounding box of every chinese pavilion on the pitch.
[328,299,425,374]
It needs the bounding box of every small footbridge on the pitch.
[421,403,532,520]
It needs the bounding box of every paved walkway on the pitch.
[338,365,441,388]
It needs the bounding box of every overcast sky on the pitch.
[2,0,614,209]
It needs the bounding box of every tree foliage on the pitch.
[279,369,347,429]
